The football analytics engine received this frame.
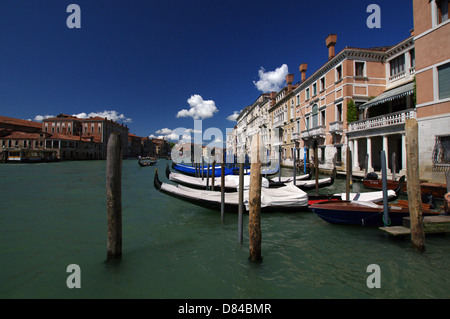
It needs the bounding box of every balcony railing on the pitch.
[329,121,343,133]
[348,109,416,132]
[301,126,326,139]
[389,71,406,83]
[292,132,301,141]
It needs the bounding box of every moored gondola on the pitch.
[154,169,310,213]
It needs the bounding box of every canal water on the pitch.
[1,159,449,298]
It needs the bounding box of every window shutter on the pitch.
[438,63,450,100]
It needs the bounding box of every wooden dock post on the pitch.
[380,150,389,226]
[405,119,425,251]
[249,134,262,262]
[220,152,225,223]
[314,144,319,195]
[346,145,351,201]
[238,161,244,244]
[392,152,397,181]
[106,132,122,261]
[293,147,296,186]
[211,160,216,190]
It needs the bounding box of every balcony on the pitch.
[348,109,416,133]
[292,132,301,141]
[329,121,343,134]
[301,126,326,139]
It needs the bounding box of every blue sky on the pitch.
[0,0,414,142]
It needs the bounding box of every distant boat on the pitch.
[154,169,310,213]
[138,158,157,167]
[310,200,441,227]
[1,149,59,163]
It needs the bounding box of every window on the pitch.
[313,83,317,96]
[320,77,325,91]
[91,125,94,134]
[312,104,319,128]
[320,110,326,126]
[355,62,365,77]
[306,117,310,130]
[306,88,310,100]
[438,62,450,99]
[437,0,449,24]
[410,49,415,68]
[296,95,300,105]
[336,103,343,122]
[390,55,405,76]
[336,65,342,81]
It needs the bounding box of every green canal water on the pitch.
[1,159,449,299]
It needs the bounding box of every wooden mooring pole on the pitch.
[220,152,225,223]
[238,161,244,244]
[314,145,319,196]
[346,145,351,201]
[405,119,425,251]
[106,132,122,261]
[249,134,262,262]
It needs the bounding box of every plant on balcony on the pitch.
[347,99,358,123]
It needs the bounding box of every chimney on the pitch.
[286,74,294,92]
[270,91,276,106]
[299,64,308,82]
[325,34,337,60]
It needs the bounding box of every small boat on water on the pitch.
[165,164,284,192]
[286,175,335,191]
[310,198,441,227]
[154,169,310,213]
[138,158,157,167]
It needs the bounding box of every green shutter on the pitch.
[438,63,450,100]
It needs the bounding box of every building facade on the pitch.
[413,0,450,183]
[231,6,449,183]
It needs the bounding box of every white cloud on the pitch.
[155,128,173,135]
[253,64,289,93]
[226,110,242,122]
[176,95,218,120]
[73,110,132,123]
[33,114,55,122]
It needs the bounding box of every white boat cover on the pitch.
[160,183,308,209]
[335,189,396,202]
[169,171,270,190]
[284,177,332,187]
[270,174,310,183]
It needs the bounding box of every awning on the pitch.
[360,82,414,110]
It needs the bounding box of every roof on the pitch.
[0,131,44,140]
[360,82,414,110]
[0,116,42,129]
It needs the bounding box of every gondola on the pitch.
[287,175,335,191]
[154,169,310,213]
[309,199,441,227]
[172,162,234,177]
[270,173,312,183]
[165,164,284,192]
[138,158,157,167]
